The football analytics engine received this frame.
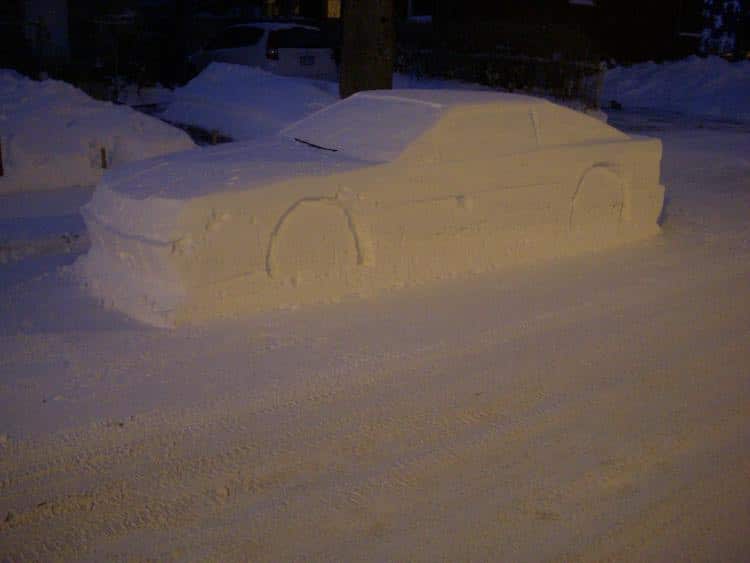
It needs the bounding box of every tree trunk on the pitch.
[339,0,395,98]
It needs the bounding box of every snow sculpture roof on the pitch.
[281,89,544,162]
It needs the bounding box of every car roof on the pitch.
[354,89,548,110]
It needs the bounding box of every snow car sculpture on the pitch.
[77,90,665,326]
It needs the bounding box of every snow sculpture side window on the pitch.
[535,103,627,147]
[431,106,538,159]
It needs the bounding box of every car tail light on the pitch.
[266,47,279,60]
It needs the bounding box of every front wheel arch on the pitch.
[265,198,367,282]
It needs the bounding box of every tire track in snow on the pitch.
[2,217,749,560]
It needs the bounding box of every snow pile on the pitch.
[160,63,492,140]
[116,83,174,108]
[160,63,338,140]
[603,56,750,122]
[0,70,196,194]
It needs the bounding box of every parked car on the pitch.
[187,22,337,80]
[78,90,665,326]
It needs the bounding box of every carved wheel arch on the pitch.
[265,197,368,280]
[568,163,627,232]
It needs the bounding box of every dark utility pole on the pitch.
[339,0,395,98]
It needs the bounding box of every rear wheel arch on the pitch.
[569,164,626,233]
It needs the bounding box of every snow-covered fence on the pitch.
[397,49,605,108]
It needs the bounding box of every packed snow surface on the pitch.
[603,55,750,122]
[1,57,749,559]
[0,111,749,561]
[0,70,196,194]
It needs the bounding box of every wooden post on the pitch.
[211,130,218,145]
[339,0,395,98]
[100,147,107,169]
[0,137,4,177]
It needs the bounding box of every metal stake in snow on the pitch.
[100,147,108,169]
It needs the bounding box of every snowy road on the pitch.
[1,115,749,561]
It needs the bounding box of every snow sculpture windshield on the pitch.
[281,93,442,162]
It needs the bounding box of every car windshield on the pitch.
[267,27,328,49]
[207,26,264,50]
[281,94,442,162]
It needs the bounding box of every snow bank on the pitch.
[160,64,492,140]
[160,63,337,140]
[116,83,174,108]
[603,56,750,122]
[0,70,196,194]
